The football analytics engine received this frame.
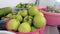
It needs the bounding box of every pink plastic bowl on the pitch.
[6,18,46,34]
[37,6,60,26]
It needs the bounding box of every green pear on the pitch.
[18,22,31,32]
[24,16,33,25]
[16,3,22,8]
[33,13,46,28]
[7,19,20,31]
[28,6,39,16]
[12,15,23,22]
[37,12,44,17]
[31,26,37,32]
[6,13,13,18]
[25,3,32,8]
[18,10,28,17]
[15,15,23,22]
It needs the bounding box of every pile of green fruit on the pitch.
[16,3,34,11]
[45,6,60,13]
[7,3,46,33]
[0,7,12,30]
[0,7,12,18]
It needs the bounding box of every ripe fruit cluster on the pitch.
[6,3,46,33]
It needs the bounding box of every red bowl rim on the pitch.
[37,6,60,17]
[41,10,60,17]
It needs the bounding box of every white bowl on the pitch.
[0,30,15,34]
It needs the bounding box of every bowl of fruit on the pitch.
[38,6,60,26]
[6,3,46,34]
[0,7,12,30]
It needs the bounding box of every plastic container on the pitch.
[37,6,60,26]
[6,17,46,34]
[0,30,15,34]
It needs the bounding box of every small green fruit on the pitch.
[6,13,13,18]
[15,15,22,22]
[18,22,31,33]
[38,12,44,17]
[7,19,20,31]
[16,3,22,8]
[33,13,46,28]
[12,15,22,22]
[28,6,39,16]
[18,10,28,17]
[25,3,32,8]
[24,16,33,25]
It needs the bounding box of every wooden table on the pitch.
[43,26,59,34]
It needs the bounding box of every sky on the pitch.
[56,0,60,2]
[0,0,60,8]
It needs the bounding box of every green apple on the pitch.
[18,22,31,32]
[33,13,46,28]
[7,19,20,31]
[24,16,33,25]
[18,10,28,17]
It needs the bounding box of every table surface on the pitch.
[0,26,59,34]
[43,26,59,34]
